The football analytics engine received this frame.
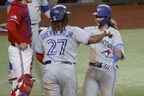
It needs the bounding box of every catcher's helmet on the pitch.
[50,4,70,21]
[93,4,112,18]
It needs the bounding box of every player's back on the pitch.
[39,25,89,63]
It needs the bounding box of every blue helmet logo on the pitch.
[50,4,70,21]
[93,4,112,18]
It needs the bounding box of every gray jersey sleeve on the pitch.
[84,26,99,48]
[34,33,44,53]
[112,29,124,48]
[84,26,98,36]
[111,29,125,57]
[73,27,91,44]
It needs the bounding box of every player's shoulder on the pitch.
[10,4,19,11]
[10,3,26,15]
[66,25,83,30]
[84,26,98,30]
[84,26,98,32]
[8,5,21,19]
[84,26,99,35]
[65,25,84,32]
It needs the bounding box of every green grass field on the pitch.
[0,29,144,96]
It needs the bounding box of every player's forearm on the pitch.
[113,48,124,60]
[7,21,20,42]
[6,0,14,13]
[7,5,11,14]
[41,5,50,18]
[88,32,106,44]
[112,48,125,63]
[44,10,50,18]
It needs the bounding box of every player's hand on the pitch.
[104,31,113,38]
[99,24,112,38]
[19,43,28,50]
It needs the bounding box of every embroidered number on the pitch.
[47,39,67,55]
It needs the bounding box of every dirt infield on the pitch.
[0,4,144,35]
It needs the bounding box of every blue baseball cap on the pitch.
[93,4,112,18]
[50,4,70,21]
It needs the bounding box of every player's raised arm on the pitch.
[88,30,112,44]
[40,0,50,18]
[34,32,45,63]
[73,26,112,45]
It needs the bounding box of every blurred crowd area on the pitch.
[0,0,144,30]
[0,0,144,6]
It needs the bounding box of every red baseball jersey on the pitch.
[7,0,32,44]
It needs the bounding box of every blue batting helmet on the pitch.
[93,4,112,18]
[50,4,70,21]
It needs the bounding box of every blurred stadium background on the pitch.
[0,0,144,96]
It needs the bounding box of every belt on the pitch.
[8,77,17,81]
[89,62,119,69]
[43,60,75,65]
[11,43,16,46]
[11,43,31,47]
[89,62,103,68]
[31,23,38,25]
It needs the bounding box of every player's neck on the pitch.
[52,23,66,33]
[52,27,65,33]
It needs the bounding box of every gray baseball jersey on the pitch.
[35,25,91,96]
[83,26,124,96]
[27,0,49,50]
[85,26,124,66]
[35,25,90,63]
[28,0,49,24]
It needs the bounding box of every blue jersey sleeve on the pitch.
[40,0,49,13]
[40,5,49,13]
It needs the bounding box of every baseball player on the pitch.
[27,0,51,95]
[7,0,33,96]
[83,4,125,96]
[7,0,51,50]
[7,0,51,95]
[34,4,112,96]
[27,0,51,50]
